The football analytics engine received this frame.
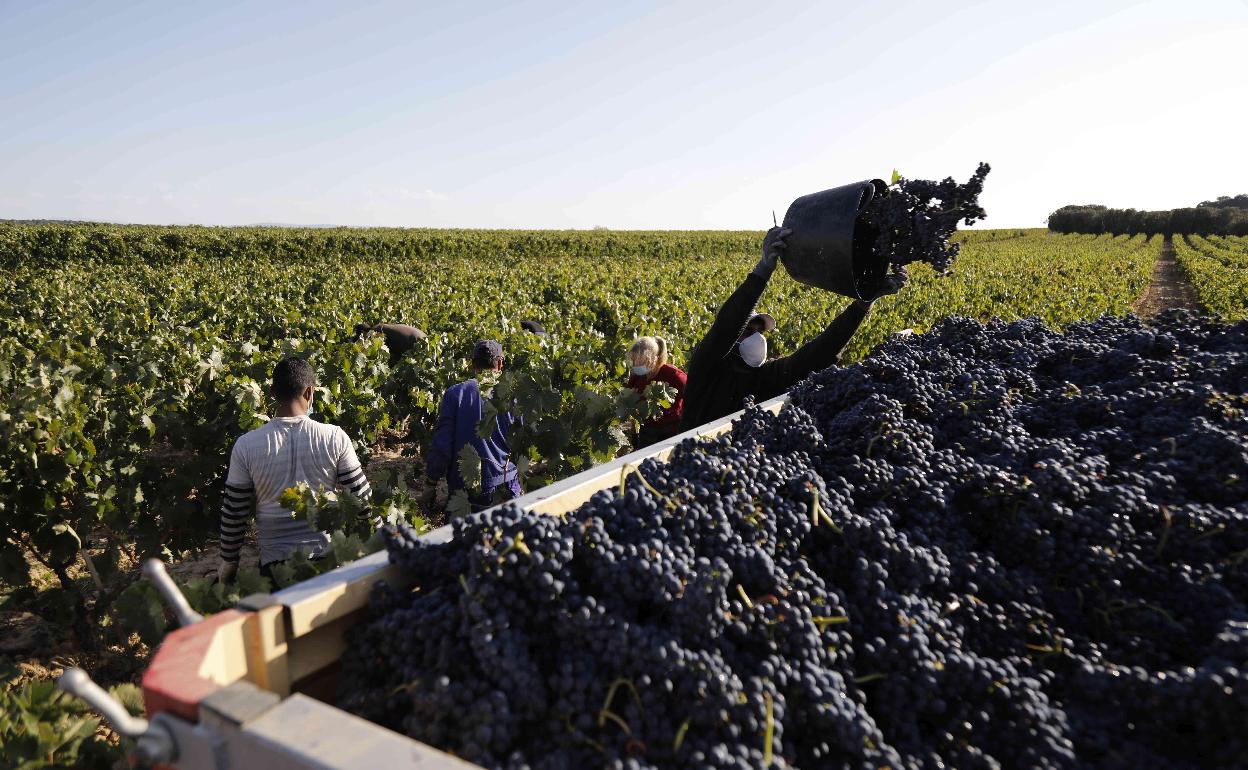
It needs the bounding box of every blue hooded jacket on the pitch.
[425,379,521,499]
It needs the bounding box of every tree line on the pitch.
[1048,197,1248,236]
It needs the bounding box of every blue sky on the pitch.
[1,0,1245,228]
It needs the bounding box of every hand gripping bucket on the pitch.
[780,179,889,300]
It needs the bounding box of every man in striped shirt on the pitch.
[217,357,372,584]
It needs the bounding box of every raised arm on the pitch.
[755,269,909,399]
[759,300,872,397]
[687,228,790,373]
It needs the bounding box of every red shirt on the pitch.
[626,363,687,428]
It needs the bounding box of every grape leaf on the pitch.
[476,400,500,440]
[457,443,482,492]
[446,489,473,518]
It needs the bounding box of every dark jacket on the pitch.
[679,272,869,430]
[425,379,522,500]
[375,324,426,364]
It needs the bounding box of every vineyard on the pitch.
[1,221,1245,767]
[1173,235,1248,320]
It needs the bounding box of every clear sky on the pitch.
[1,0,1245,229]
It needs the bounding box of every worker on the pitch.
[353,322,426,365]
[679,226,907,430]
[520,319,547,335]
[737,311,776,364]
[625,336,687,448]
[217,357,373,584]
[422,340,522,513]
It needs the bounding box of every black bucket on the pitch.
[780,179,889,299]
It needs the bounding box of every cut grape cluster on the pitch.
[858,163,992,275]
[338,309,1247,769]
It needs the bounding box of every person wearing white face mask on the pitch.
[625,336,688,448]
[736,311,776,368]
[680,226,908,430]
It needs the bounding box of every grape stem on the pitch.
[564,715,606,754]
[812,615,849,631]
[496,532,532,561]
[673,719,691,753]
[619,463,675,511]
[599,709,631,735]
[1192,524,1226,543]
[736,584,754,609]
[763,692,775,766]
[810,488,842,534]
[597,678,642,735]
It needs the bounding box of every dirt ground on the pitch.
[1134,236,1200,317]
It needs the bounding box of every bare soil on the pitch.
[365,442,422,489]
[1134,236,1200,317]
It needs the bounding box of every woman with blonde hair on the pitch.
[625,335,687,448]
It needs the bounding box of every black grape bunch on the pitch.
[858,162,992,275]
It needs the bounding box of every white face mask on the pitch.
[739,332,767,367]
[631,364,651,377]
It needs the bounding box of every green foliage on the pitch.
[643,379,679,416]
[112,565,271,645]
[0,677,139,769]
[456,444,484,493]
[1197,194,1248,210]
[280,482,371,538]
[261,485,431,589]
[1049,203,1248,236]
[1174,235,1248,319]
[111,482,430,645]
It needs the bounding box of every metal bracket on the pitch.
[144,558,204,627]
[58,668,179,765]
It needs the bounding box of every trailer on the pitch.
[61,396,791,769]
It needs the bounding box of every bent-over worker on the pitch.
[679,226,906,430]
[354,322,427,365]
[217,357,373,584]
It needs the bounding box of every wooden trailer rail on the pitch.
[129,395,790,769]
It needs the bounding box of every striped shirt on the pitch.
[219,415,372,565]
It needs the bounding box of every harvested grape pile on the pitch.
[338,310,1248,770]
